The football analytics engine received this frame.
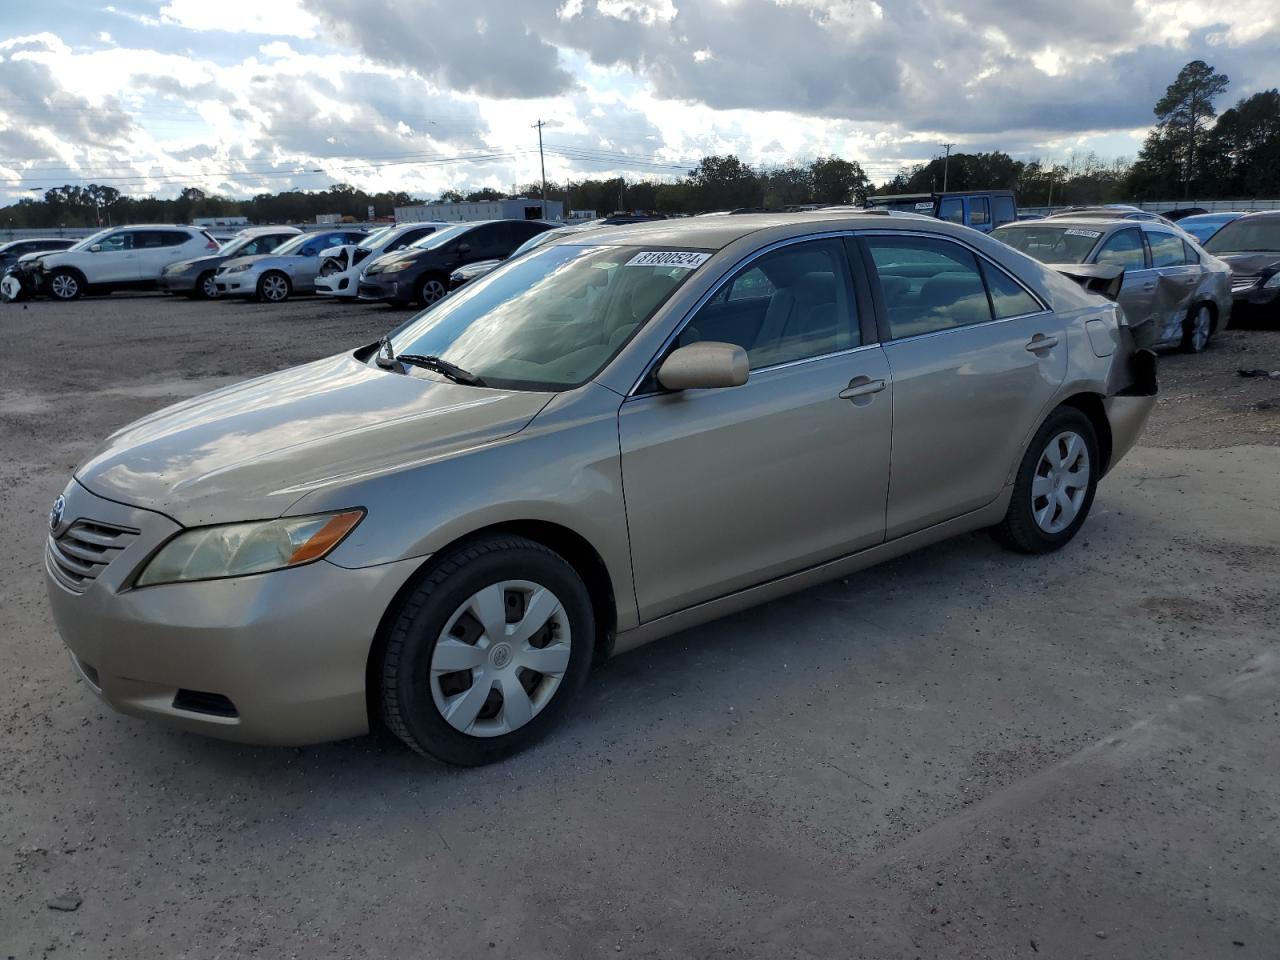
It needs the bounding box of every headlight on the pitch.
[382,260,415,273]
[224,263,254,274]
[136,510,364,587]
[1263,272,1280,290]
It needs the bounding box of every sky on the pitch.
[1,0,1277,204]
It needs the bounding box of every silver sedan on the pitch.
[215,229,368,302]
[993,218,1232,352]
[46,213,1156,765]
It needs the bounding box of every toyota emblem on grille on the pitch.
[49,495,65,532]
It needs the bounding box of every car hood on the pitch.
[1216,252,1280,275]
[75,352,554,527]
[167,254,225,273]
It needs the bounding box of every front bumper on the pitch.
[1230,281,1280,307]
[44,481,423,746]
[358,275,412,303]
[156,272,197,294]
[214,270,260,297]
[315,270,357,297]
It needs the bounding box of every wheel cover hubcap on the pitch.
[203,275,219,297]
[423,280,445,303]
[1032,430,1090,534]
[430,580,571,737]
[52,275,77,297]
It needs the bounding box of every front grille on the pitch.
[1231,274,1259,292]
[47,519,139,592]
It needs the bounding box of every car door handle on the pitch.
[1142,281,1155,290]
[838,377,887,401]
[1025,334,1059,352]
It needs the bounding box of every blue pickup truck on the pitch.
[867,190,1018,233]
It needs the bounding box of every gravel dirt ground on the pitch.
[1,293,1278,959]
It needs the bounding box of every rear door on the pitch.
[1143,227,1198,344]
[862,232,1066,538]
[133,230,194,279]
[619,236,892,621]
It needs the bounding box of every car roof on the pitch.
[1234,210,1280,220]
[543,210,993,251]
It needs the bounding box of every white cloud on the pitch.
[157,0,319,38]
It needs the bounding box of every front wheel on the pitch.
[994,407,1099,554]
[256,271,291,303]
[1180,303,1213,353]
[47,269,83,301]
[381,535,595,766]
[197,270,220,300]
[416,275,448,307]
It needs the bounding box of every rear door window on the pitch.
[938,198,964,223]
[992,195,1016,227]
[980,262,1042,318]
[1093,229,1146,270]
[968,197,990,227]
[1147,231,1187,268]
[865,236,994,338]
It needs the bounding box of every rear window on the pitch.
[993,225,1101,264]
[1204,217,1280,255]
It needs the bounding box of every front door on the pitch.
[87,231,140,283]
[619,237,892,622]
[863,233,1067,538]
[1092,227,1158,344]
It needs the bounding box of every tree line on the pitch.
[2,60,1276,230]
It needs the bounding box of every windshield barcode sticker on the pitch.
[626,251,711,269]
[1064,229,1103,238]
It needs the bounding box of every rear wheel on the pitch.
[416,275,448,307]
[381,535,594,766]
[47,269,83,301]
[1180,303,1213,353]
[256,271,291,303]
[994,406,1099,554]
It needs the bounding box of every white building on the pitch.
[395,198,563,223]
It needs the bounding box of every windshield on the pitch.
[993,225,1102,264]
[384,244,707,390]
[510,227,577,259]
[269,233,314,256]
[408,223,472,250]
[357,226,394,251]
[1204,217,1280,254]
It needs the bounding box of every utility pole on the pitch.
[1046,168,1056,209]
[532,119,548,219]
[940,143,956,193]
[618,176,624,213]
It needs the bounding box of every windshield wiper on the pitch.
[374,338,484,385]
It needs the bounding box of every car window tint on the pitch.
[1094,229,1145,270]
[992,195,1016,226]
[1182,240,1200,265]
[1147,231,1186,268]
[938,198,963,223]
[678,238,857,370]
[981,261,1041,319]
[95,232,132,251]
[866,236,993,339]
[969,197,990,226]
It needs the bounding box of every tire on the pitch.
[1180,303,1213,353]
[256,271,291,303]
[416,274,448,308]
[381,535,595,766]
[47,268,83,301]
[196,271,220,300]
[994,406,1099,554]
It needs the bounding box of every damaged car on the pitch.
[314,221,449,299]
[157,226,302,299]
[44,213,1157,765]
[1201,211,1280,319]
[993,218,1231,352]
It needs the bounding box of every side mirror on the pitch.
[89,244,102,252]
[457,243,472,255]
[657,342,749,391]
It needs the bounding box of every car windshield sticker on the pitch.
[625,250,711,269]
[1064,229,1103,239]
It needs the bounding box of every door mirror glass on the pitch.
[657,342,749,391]
[457,243,472,255]
[90,244,102,252]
